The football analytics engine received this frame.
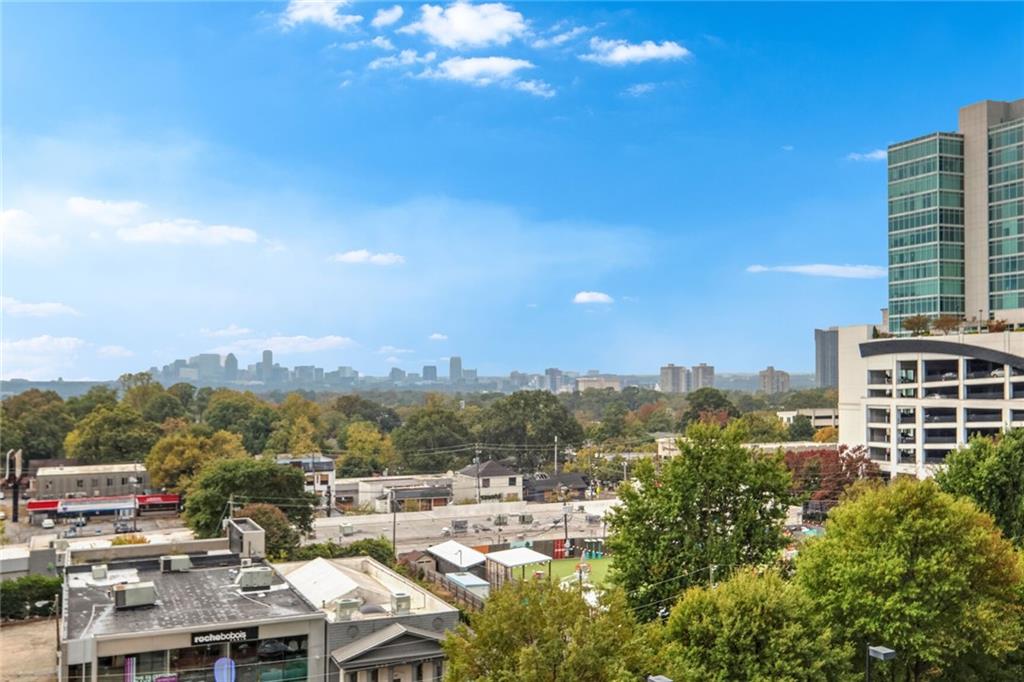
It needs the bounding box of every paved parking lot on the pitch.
[0,619,58,682]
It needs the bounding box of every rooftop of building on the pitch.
[36,462,146,477]
[426,540,486,569]
[274,453,335,471]
[525,472,589,492]
[273,556,457,623]
[456,460,518,478]
[63,554,319,642]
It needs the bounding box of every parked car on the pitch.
[114,521,134,533]
[990,368,1005,377]
[941,371,957,380]
[41,518,55,529]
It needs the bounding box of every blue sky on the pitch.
[2,1,1021,380]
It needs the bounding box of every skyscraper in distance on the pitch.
[659,364,690,394]
[224,353,238,381]
[261,349,273,381]
[814,328,839,388]
[691,363,715,389]
[449,356,463,383]
[422,365,438,381]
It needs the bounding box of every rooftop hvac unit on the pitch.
[91,565,108,581]
[160,555,192,572]
[334,598,360,621]
[113,582,157,609]
[237,566,274,590]
[391,592,411,615]
[240,558,253,568]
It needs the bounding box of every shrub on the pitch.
[0,575,62,620]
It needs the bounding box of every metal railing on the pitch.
[417,566,487,612]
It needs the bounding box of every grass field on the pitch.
[550,557,613,585]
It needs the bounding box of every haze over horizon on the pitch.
[3,1,1021,381]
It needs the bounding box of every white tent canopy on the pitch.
[426,540,486,569]
[484,547,551,568]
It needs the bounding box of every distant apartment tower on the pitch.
[544,368,563,393]
[814,328,839,388]
[759,366,791,395]
[422,365,438,381]
[224,352,238,381]
[389,367,406,382]
[261,349,274,380]
[449,356,463,383]
[659,363,690,394]
[691,363,715,389]
[887,98,1024,334]
[462,368,477,382]
[189,353,223,380]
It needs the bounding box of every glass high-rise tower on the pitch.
[887,99,1024,334]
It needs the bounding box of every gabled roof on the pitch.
[457,460,518,478]
[330,622,445,666]
[426,540,485,569]
[526,472,588,492]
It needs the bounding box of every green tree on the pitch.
[203,391,276,454]
[937,429,1024,546]
[391,396,471,472]
[443,580,650,682]
[184,457,317,538]
[787,415,816,441]
[326,395,401,432]
[679,388,739,428]
[335,453,382,478]
[797,479,1024,681]
[0,575,62,620]
[288,538,395,565]
[165,383,197,416]
[65,385,118,421]
[477,391,585,470]
[141,392,186,424]
[344,421,393,462]
[607,422,793,620]
[194,386,215,419]
[0,389,73,461]
[64,405,160,464]
[145,430,248,492]
[662,568,855,682]
[737,411,789,443]
[235,503,300,559]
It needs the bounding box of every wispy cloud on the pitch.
[280,0,362,31]
[624,82,656,97]
[117,219,259,245]
[98,345,134,358]
[336,36,395,50]
[423,57,554,97]
[846,149,886,162]
[746,264,886,279]
[400,2,526,49]
[581,37,691,66]
[781,144,794,152]
[1,209,62,251]
[1,335,86,380]
[1,296,80,317]
[378,345,413,354]
[330,249,405,265]
[573,290,614,304]
[371,5,403,28]
[67,196,146,226]
[370,49,436,70]
[212,334,356,355]
[532,25,590,49]
[428,332,448,341]
[201,324,254,338]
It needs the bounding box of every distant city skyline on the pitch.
[3,2,1021,380]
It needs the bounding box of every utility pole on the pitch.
[4,450,24,524]
[553,436,559,475]
[391,487,398,560]
[228,493,235,519]
[474,443,481,504]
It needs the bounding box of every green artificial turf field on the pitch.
[549,557,612,585]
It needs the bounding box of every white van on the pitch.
[41,518,56,529]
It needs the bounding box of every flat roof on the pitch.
[426,540,485,569]
[37,463,146,477]
[445,572,488,588]
[485,547,552,568]
[64,556,319,641]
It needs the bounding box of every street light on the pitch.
[866,644,895,682]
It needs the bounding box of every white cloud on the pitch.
[1,209,62,251]
[213,335,356,355]
[66,196,145,226]
[423,57,554,97]
[428,332,448,341]
[330,249,405,265]
[0,335,86,380]
[624,82,656,97]
[400,2,526,49]
[280,0,362,31]
[337,35,395,50]
[117,219,259,245]
[201,324,254,338]
[378,345,413,354]
[573,291,614,304]
[746,264,886,279]
[782,144,795,152]
[0,296,80,317]
[846,149,887,162]
[98,345,134,358]
[581,37,691,66]
[372,5,404,28]
[370,49,436,70]
[532,25,590,49]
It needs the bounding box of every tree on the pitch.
[65,385,118,421]
[165,383,197,416]
[141,392,186,424]
[335,453,382,478]
[662,568,855,682]
[783,446,876,518]
[634,402,676,433]
[235,503,300,559]
[797,479,1024,681]
[736,411,789,442]
[607,422,794,620]
[787,415,816,441]
[988,319,1009,333]
[937,429,1024,546]
[64,405,160,464]
[121,375,165,414]
[184,457,317,538]
[327,395,401,433]
[477,391,585,470]
[679,388,738,428]
[443,580,651,682]
[901,314,932,336]
[344,421,393,463]
[813,425,839,443]
[288,538,395,565]
[145,430,248,492]
[391,396,471,472]
[933,314,962,335]
[0,389,73,460]
[203,391,276,454]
